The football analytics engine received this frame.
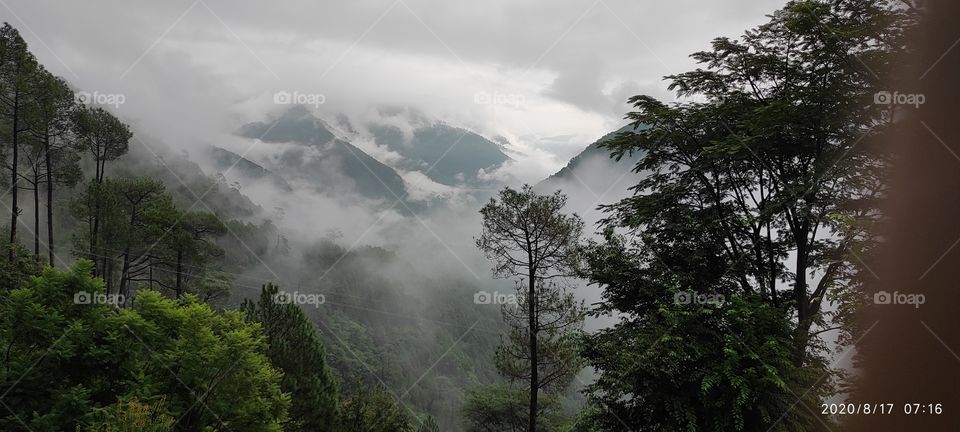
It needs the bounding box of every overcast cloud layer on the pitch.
[3,0,784,181]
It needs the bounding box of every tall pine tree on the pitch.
[242,284,340,432]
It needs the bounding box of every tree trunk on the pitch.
[90,185,101,275]
[89,158,106,274]
[176,248,184,298]
[528,266,538,432]
[119,247,131,298]
[8,95,19,261]
[45,134,54,266]
[104,259,113,295]
[32,177,39,258]
[794,238,809,367]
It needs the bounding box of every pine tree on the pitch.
[242,284,341,432]
[0,23,40,261]
[71,105,131,275]
[24,66,79,264]
[475,185,585,432]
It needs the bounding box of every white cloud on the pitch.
[7,0,785,176]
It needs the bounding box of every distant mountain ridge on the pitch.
[367,122,510,187]
[236,106,409,204]
[541,124,646,185]
[206,145,293,192]
[536,124,647,202]
[237,105,336,144]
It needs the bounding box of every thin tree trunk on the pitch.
[104,258,113,295]
[32,177,39,258]
[528,261,538,432]
[8,95,19,261]
[794,237,809,367]
[90,192,100,273]
[89,156,105,274]
[45,134,54,266]
[120,247,131,298]
[176,248,184,298]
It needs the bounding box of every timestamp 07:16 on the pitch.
[820,403,943,415]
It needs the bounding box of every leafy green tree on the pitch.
[461,384,566,432]
[0,238,42,290]
[579,231,814,431]
[84,397,175,432]
[0,261,290,432]
[133,290,290,431]
[336,383,414,432]
[242,284,340,432]
[0,23,40,260]
[462,384,528,432]
[475,185,584,432]
[602,0,907,366]
[578,0,913,430]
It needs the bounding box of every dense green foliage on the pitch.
[575,0,913,430]
[0,261,289,431]
[462,384,569,432]
[84,397,175,432]
[242,284,340,432]
[579,232,814,430]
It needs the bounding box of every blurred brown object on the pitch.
[846,0,960,430]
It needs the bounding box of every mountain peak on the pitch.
[279,103,313,119]
[234,107,411,205]
[366,122,510,187]
[237,105,336,145]
[536,124,647,197]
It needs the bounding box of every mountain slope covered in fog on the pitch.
[535,125,647,219]
[538,124,645,188]
[237,105,409,203]
[367,122,510,187]
[205,145,293,192]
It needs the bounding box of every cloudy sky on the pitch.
[2,0,785,180]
